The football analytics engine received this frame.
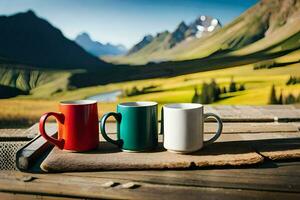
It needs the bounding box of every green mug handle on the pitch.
[100,112,123,147]
[160,107,164,135]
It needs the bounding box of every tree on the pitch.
[200,82,210,104]
[277,90,283,105]
[229,78,237,92]
[293,77,297,84]
[268,85,278,104]
[196,80,223,104]
[239,84,245,91]
[285,94,296,104]
[286,76,293,85]
[208,79,220,102]
[216,86,221,98]
[286,76,300,85]
[222,87,227,94]
[126,86,140,96]
[278,90,283,105]
[253,60,276,70]
[192,87,200,103]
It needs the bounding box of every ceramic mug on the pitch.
[39,100,99,152]
[100,101,158,152]
[163,103,223,153]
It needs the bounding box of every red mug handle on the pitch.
[39,112,65,149]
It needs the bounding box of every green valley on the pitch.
[1,0,300,127]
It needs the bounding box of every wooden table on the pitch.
[0,160,300,199]
[1,105,300,199]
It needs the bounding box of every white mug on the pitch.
[162,103,223,153]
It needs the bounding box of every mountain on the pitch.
[168,21,189,48]
[0,10,110,69]
[127,35,154,55]
[170,0,300,60]
[105,15,222,64]
[75,32,127,57]
[167,16,222,49]
[105,0,300,65]
[185,15,222,39]
[120,31,170,64]
[2,0,300,98]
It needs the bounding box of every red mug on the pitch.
[39,100,99,152]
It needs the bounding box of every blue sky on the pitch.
[0,0,258,48]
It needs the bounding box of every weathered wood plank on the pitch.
[204,123,299,134]
[69,161,300,179]
[10,123,298,172]
[26,122,300,173]
[0,124,55,140]
[0,171,300,200]
[211,132,300,143]
[21,122,300,137]
[59,162,300,193]
[290,122,300,129]
[40,138,263,172]
[22,123,58,138]
[205,105,300,122]
[101,122,300,135]
[0,192,82,200]
[1,119,299,141]
[205,106,272,122]
[16,133,56,171]
[252,137,300,161]
[15,125,300,172]
[0,129,31,141]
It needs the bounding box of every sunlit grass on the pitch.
[0,99,118,127]
[1,63,300,127]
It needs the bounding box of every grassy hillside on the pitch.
[56,60,300,105]
[0,64,73,97]
[104,31,171,65]
[1,0,300,128]
[2,0,300,99]
[105,0,300,65]
[2,61,299,127]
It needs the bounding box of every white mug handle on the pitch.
[203,113,223,146]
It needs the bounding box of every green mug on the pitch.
[100,101,158,152]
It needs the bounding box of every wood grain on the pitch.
[2,105,300,199]
[205,105,300,122]
[0,192,82,200]
[20,122,300,136]
[0,170,300,200]
[16,133,56,171]
[40,134,263,172]
[0,129,31,141]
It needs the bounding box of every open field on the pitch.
[116,63,300,105]
[55,61,300,104]
[1,62,299,128]
[0,99,116,128]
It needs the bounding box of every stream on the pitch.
[86,90,123,102]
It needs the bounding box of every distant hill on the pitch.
[127,35,154,55]
[125,31,170,63]
[1,0,300,98]
[105,0,300,65]
[106,15,221,64]
[75,32,127,57]
[0,84,28,98]
[0,10,110,70]
[170,0,300,61]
